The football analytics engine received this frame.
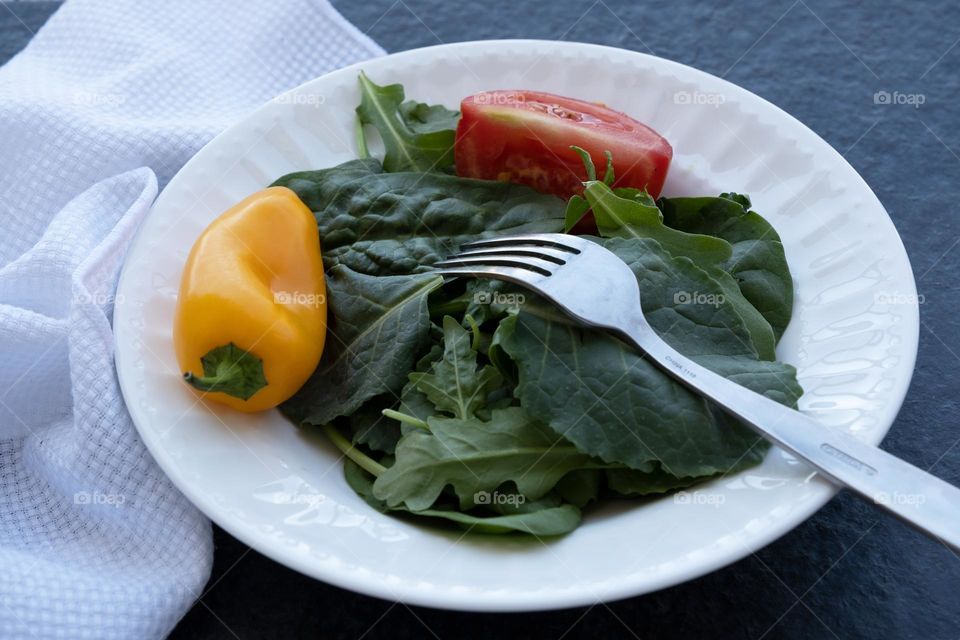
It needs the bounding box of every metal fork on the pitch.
[434,232,960,551]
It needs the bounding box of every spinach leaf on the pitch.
[345,460,581,536]
[373,407,606,511]
[498,237,802,477]
[272,159,566,276]
[279,266,442,426]
[658,193,794,339]
[356,72,459,173]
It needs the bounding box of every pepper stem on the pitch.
[182,342,268,401]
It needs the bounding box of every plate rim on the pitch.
[114,38,920,611]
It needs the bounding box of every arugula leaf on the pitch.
[498,237,802,477]
[345,460,581,535]
[582,181,733,267]
[389,343,442,431]
[563,194,591,232]
[279,266,442,426]
[182,342,267,400]
[569,146,598,181]
[394,384,436,434]
[488,314,519,385]
[356,72,459,173]
[480,485,563,515]
[561,146,641,232]
[408,316,502,420]
[658,194,794,339]
[569,145,615,186]
[271,159,566,276]
[373,407,606,511]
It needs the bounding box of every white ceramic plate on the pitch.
[114,40,919,610]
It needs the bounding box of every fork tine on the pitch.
[453,246,569,265]
[434,255,555,276]
[461,233,583,253]
[432,265,545,287]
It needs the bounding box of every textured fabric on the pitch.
[0,1,382,637]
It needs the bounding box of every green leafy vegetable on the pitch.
[578,180,777,360]
[658,193,794,339]
[570,145,598,181]
[406,316,502,420]
[555,469,602,508]
[394,381,437,432]
[390,343,443,432]
[280,267,442,426]
[356,71,459,173]
[583,181,733,266]
[348,395,401,454]
[182,342,267,400]
[272,78,803,538]
[322,424,387,477]
[564,194,591,232]
[605,465,702,496]
[373,407,606,511]
[345,460,582,536]
[271,159,566,276]
[497,237,802,476]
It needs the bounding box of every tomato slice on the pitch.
[454,90,672,199]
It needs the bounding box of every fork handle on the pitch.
[623,324,960,552]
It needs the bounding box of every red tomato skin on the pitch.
[455,91,672,199]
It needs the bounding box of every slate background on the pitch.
[2,1,959,638]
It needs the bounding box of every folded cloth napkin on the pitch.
[0,1,382,637]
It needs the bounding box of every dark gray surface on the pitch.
[3,1,959,638]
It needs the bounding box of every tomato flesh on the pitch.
[455,90,672,199]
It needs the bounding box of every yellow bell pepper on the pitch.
[174,186,327,412]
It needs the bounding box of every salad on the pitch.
[173,73,802,536]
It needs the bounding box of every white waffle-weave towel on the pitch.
[0,1,382,637]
